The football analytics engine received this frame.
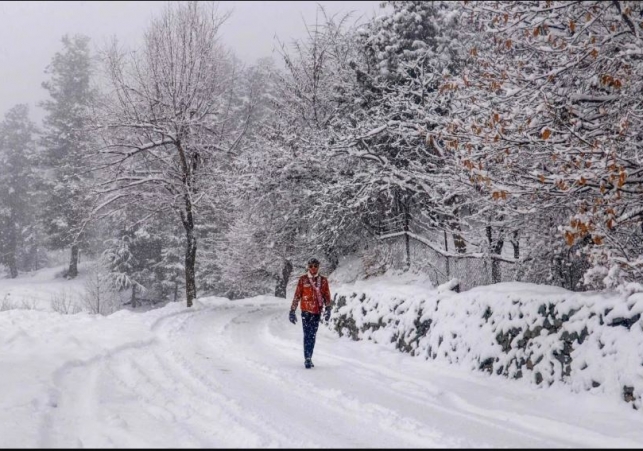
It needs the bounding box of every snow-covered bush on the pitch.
[0,293,14,311]
[50,289,81,315]
[79,262,122,315]
[0,293,39,311]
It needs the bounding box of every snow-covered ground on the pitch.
[0,264,89,312]
[1,265,643,448]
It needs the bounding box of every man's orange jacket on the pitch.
[290,274,331,315]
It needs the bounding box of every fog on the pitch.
[0,1,382,123]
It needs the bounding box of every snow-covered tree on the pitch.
[101,210,183,306]
[296,1,481,271]
[448,1,643,291]
[214,55,306,298]
[40,34,96,279]
[94,1,250,307]
[242,9,362,292]
[0,105,38,278]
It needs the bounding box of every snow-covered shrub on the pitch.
[0,294,39,312]
[50,289,81,315]
[18,298,37,310]
[79,262,122,315]
[0,293,14,311]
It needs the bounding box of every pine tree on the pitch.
[0,105,38,278]
[40,34,96,279]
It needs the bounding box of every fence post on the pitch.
[404,209,411,270]
[444,230,450,278]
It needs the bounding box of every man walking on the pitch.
[289,258,332,369]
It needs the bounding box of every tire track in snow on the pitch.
[152,304,323,448]
[38,337,158,447]
[35,298,643,448]
[40,304,313,447]
[181,303,465,448]
[38,306,225,447]
[256,304,642,448]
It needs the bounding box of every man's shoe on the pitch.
[305,358,313,369]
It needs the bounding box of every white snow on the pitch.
[0,265,89,312]
[1,265,643,448]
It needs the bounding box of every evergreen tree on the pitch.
[102,212,183,306]
[0,105,38,278]
[40,34,96,279]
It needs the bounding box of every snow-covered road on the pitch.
[3,296,643,448]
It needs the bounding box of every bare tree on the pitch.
[93,2,250,307]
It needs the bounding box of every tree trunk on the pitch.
[275,259,293,298]
[184,226,197,308]
[177,140,198,308]
[68,244,79,279]
[486,226,504,284]
[131,284,138,308]
[453,233,467,254]
[325,250,339,272]
[7,248,18,279]
[173,279,179,302]
[404,204,411,270]
[444,230,450,278]
[491,249,503,284]
[452,219,467,254]
[511,230,519,260]
[445,197,466,254]
[6,216,18,278]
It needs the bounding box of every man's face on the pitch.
[308,263,319,275]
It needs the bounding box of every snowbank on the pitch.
[331,277,643,410]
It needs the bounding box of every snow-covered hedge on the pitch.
[330,278,643,410]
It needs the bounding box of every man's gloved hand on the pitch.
[324,307,331,322]
[289,310,297,324]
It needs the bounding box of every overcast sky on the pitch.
[0,1,383,123]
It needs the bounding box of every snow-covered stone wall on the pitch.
[330,278,643,410]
